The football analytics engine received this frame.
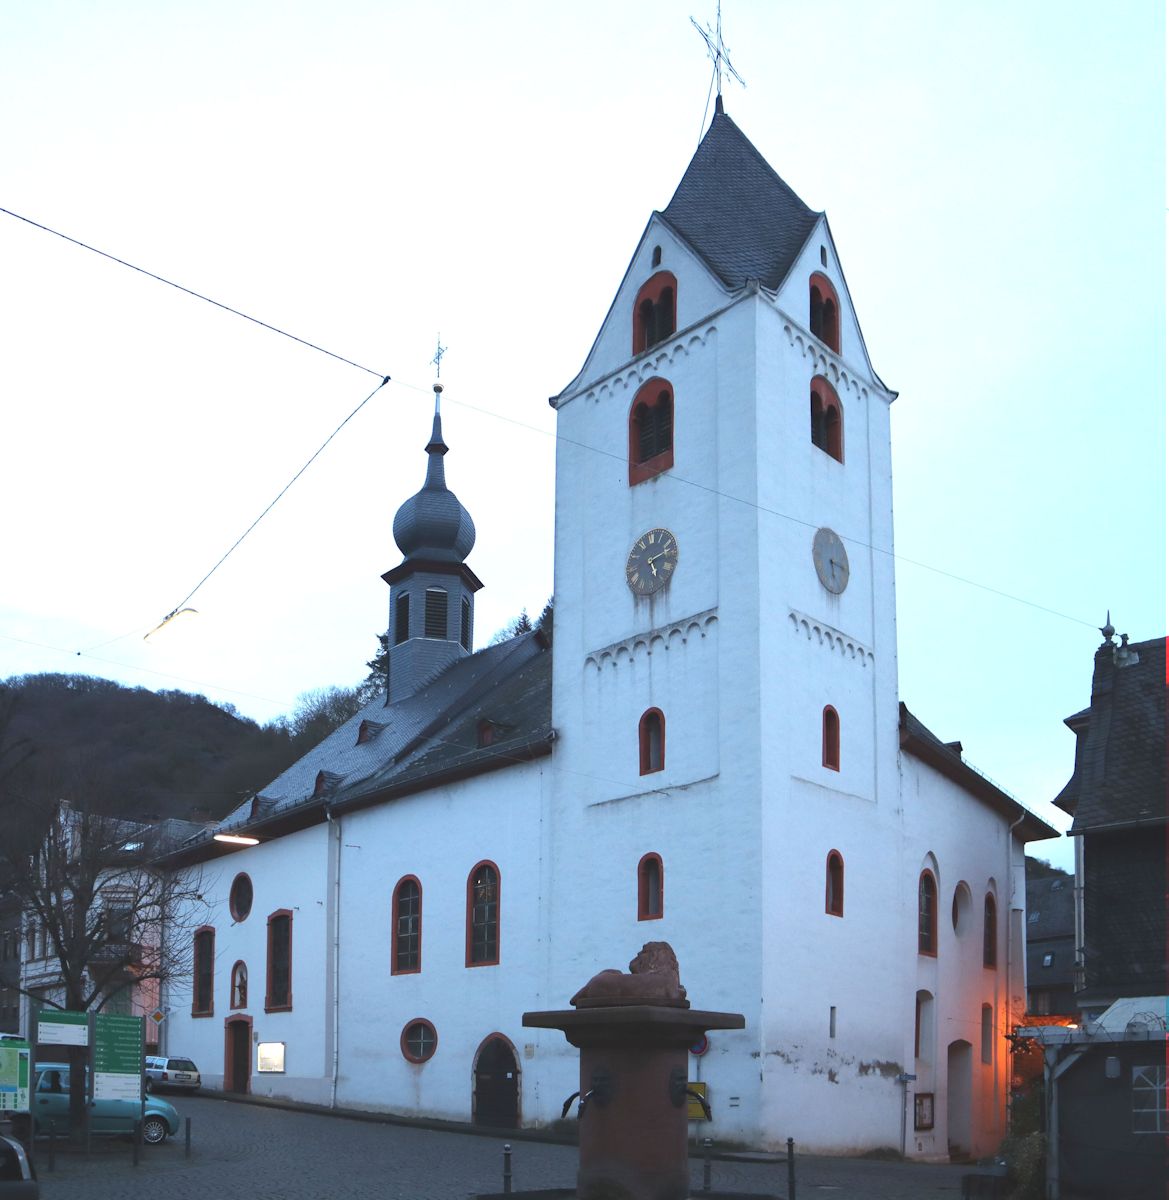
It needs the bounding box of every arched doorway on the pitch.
[947,1039,973,1160]
[473,1035,519,1128]
[224,1015,252,1095]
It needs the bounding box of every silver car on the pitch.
[143,1055,200,1093]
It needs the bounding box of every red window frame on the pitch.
[918,871,938,956]
[229,960,248,1010]
[810,376,844,463]
[401,1018,438,1063]
[809,272,841,354]
[632,270,678,355]
[466,861,500,968]
[265,909,293,1012]
[639,708,666,775]
[637,852,664,921]
[192,926,215,1017]
[392,875,422,976]
[822,705,841,770]
[825,850,844,916]
[983,894,997,968]
[628,378,675,486]
[228,872,253,922]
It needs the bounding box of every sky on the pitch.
[1,2,1164,872]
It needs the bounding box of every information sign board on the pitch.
[0,1042,31,1112]
[37,1010,89,1047]
[92,1014,144,1102]
[686,1080,709,1121]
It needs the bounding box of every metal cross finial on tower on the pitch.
[431,334,448,379]
[691,1,745,102]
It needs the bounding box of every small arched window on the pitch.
[918,871,938,956]
[638,853,664,920]
[392,876,422,975]
[822,705,841,770]
[915,989,934,1061]
[628,378,674,486]
[825,851,844,916]
[467,862,500,967]
[983,894,997,968]
[810,376,844,463]
[639,708,665,775]
[632,271,677,355]
[809,272,841,354]
[230,961,248,1009]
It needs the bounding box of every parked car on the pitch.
[11,1064,179,1145]
[143,1055,200,1093]
[0,1134,38,1198]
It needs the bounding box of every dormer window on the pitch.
[629,378,674,486]
[810,376,844,463]
[633,271,677,355]
[809,272,840,354]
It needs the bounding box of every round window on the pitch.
[229,873,253,922]
[401,1019,438,1063]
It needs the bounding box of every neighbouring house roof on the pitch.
[1026,873,1076,941]
[1054,636,1166,832]
[657,100,821,292]
[162,630,552,866]
[899,703,1058,842]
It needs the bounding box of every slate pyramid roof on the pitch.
[659,99,821,291]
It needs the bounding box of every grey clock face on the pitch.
[626,528,678,595]
[813,527,849,594]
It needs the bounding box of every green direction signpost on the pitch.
[92,1013,144,1102]
[0,1041,31,1113]
[37,1009,89,1047]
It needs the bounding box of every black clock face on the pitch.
[626,528,678,595]
[812,527,849,594]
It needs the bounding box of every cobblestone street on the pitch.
[19,1095,970,1200]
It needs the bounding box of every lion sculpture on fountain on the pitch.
[569,941,689,1008]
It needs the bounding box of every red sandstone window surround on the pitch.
[918,871,938,956]
[466,861,500,967]
[639,708,666,775]
[265,909,293,1012]
[825,851,844,916]
[401,1018,438,1063]
[810,376,844,463]
[230,960,248,1009]
[192,926,214,1017]
[809,272,840,354]
[392,876,422,975]
[638,853,664,921]
[628,378,674,486]
[822,705,841,770]
[632,271,677,355]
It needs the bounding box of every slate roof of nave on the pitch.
[658,103,821,292]
[200,631,551,845]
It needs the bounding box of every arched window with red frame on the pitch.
[638,852,664,920]
[639,708,665,775]
[822,705,841,770]
[633,271,677,355]
[825,851,844,916]
[918,871,938,956]
[809,272,840,354]
[265,909,293,1011]
[192,926,214,1017]
[983,893,997,968]
[629,378,674,485]
[810,376,844,463]
[392,876,422,975]
[230,960,248,1009]
[466,861,500,967]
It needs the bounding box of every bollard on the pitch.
[185,1115,192,1158]
[502,1142,513,1194]
[786,1136,796,1200]
[132,1119,140,1167]
[702,1136,712,1192]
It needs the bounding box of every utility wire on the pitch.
[0,206,386,379]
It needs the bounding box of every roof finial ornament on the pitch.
[691,1,745,115]
[1100,611,1115,643]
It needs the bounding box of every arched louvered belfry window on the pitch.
[810,376,844,463]
[638,852,664,920]
[809,272,841,354]
[467,861,500,967]
[632,271,678,355]
[983,893,997,968]
[822,705,841,770]
[825,851,844,916]
[639,708,665,775]
[392,876,422,975]
[918,871,938,956]
[629,378,674,486]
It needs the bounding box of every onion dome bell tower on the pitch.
[382,383,482,703]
